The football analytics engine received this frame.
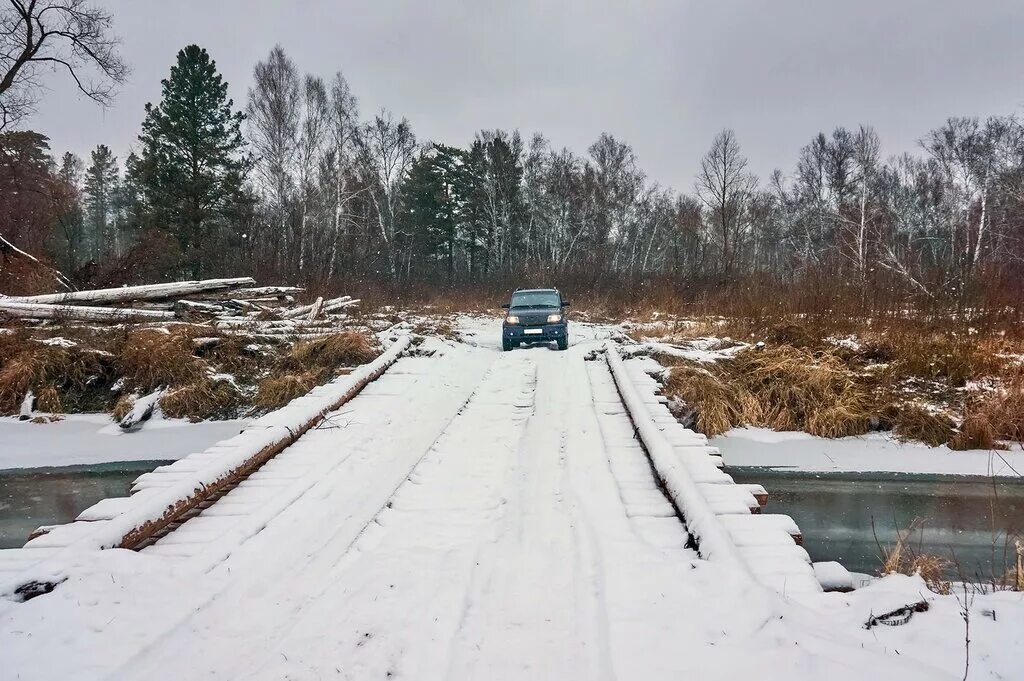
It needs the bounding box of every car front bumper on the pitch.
[503,324,567,342]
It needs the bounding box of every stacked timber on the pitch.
[0,278,360,335]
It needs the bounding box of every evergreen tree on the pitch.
[133,45,247,277]
[55,152,85,271]
[83,144,119,260]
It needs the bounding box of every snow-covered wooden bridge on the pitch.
[0,325,951,680]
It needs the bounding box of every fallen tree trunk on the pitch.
[119,389,165,431]
[2,277,256,306]
[0,301,176,322]
[281,295,352,319]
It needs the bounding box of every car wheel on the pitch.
[502,338,513,352]
[557,337,568,351]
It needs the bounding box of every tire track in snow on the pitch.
[441,349,614,681]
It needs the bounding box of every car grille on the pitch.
[518,313,550,326]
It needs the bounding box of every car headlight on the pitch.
[506,315,520,325]
[547,314,562,323]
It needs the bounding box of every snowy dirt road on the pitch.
[0,319,991,680]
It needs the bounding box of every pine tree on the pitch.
[55,152,85,271]
[133,45,247,277]
[83,144,119,260]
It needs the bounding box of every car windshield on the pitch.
[510,291,561,309]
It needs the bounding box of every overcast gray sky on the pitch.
[30,0,1024,192]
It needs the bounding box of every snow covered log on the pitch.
[173,300,236,319]
[118,389,165,431]
[213,285,302,298]
[0,301,175,322]
[306,296,324,321]
[281,295,354,319]
[2,277,256,305]
[18,391,34,421]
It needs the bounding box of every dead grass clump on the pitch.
[34,385,62,413]
[115,328,203,392]
[954,378,1024,450]
[160,378,242,421]
[286,331,376,373]
[729,346,876,437]
[0,344,109,414]
[764,322,821,349]
[893,404,957,447]
[1014,541,1024,592]
[0,326,30,366]
[876,332,1004,388]
[951,411,998,451]
[662,361,747,436]
[111,394,134,422]
[880,520,952,594]
[254,372,318,411]
[197,334,265,380]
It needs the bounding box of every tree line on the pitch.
[2,40,1023,309]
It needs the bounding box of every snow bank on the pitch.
[713,426,1024,477]
[0,415,249,470]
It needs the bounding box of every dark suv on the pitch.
[501,288,570,351]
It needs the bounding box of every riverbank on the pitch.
[712,427,1024,478]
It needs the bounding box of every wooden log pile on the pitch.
[0,278,360,334]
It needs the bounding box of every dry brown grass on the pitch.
[111,394,134,422]
[0,322,380,421]
[115,328,203,392]
[732,346,876,437]
[285,331,376,374]
[893,404,957,447]
[251,331,376,413]
[880,520,952,594]
[951,375,1024,450]
[663,362,748,435]
[662,345,879,438]
[34,385,63,413]
[649,313,1024,449]
[254,372,319,411]
[160,378,242,421]
[0,343,111,415]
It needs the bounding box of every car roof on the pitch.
[513,288,558,294]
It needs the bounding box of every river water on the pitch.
[730,468,1024,581]
[2,463,1022,584]
[0,462,172,549]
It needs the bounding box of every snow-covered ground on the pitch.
[0,317,1021,680]
[0,414,249,470]
[714,427,1024,477]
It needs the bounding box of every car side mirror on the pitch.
[562,301,571,307]
[501,303,510,309]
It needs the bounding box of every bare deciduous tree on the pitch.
[0,0,128,130]
[356,110,417,279]
[696,129,756,276]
